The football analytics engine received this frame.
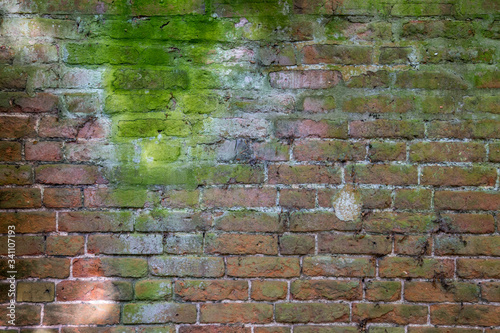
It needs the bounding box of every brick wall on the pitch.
[0,0,499,331]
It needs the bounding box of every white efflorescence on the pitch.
[333,185,362,221]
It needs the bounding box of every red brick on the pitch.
[435,191,500,210]
[180,327,250,333]
[435,235,500,256]
[56,280,133,301]
[88,234,163,255]
[363,212,437,233]
[59,211,134,232]
[353,303,428,325]
[343,96,413,114]
[279,188,315,209]
[44,304,120,325]
[175,280,248,301]
[251,280,287,301]
[394,189,432,210]
[279,233,315,255]
[0,188,41,208]
[0,141,22,161]
[38,115,83,138]
[123,302,196,324]
[7,92,59,112]
[269,70,342,89]
[0,235,44,255]
[200,303,273,323]
[252,140,290,161]
[431,304,500,326]
[369,141,406,161]
[318,188,392,209]
[227,257,300,278]
[294,140,365,162]
[35,164,104,185]
[346,70,391,88]
[161,189,200,208]
[269,164,341,184]
[0,165,32,185]
[214,211,283,232]
[203,187,276,208]
[0,211,55,233]
[379,257,454,278]
[427,120,500,139]
[205,233,278,255]
[275,120,347,138]
[302,96,336,112]
[0,116,36,138]
[43,187,82,208]
[291,279,361,300]
[47,235,84,255]
[422,166,496,186]
[0,304,41,326]
[25,141,62,161]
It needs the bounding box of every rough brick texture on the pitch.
[0,0,499,331]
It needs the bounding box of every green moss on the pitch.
[135,279,173,301]
[117,119,191,138]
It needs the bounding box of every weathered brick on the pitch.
[353,303,428,325]
[0,235,44,255]
[270,70,342,89]
[394,189,432,210]
[0,165,32,185]
[439,213,495,233]
[457,258,500,278]
[279,234,315,255]
[17,282,55,302]
[201,303,273,324]
[302,96,336,112]
[482,282,500,302]
[0,141,22,161]
[251,280,287,301]
[350,120,424,139]
[427,120,500,139]
[275,303,349,323]
[294,140,365,162]
[227,257,300,278]
[319,234,391,255]
[180,327,250,333]
[275,120,347,139]
[73,258,148,278]
[435,191,500,210]
[279,188,315,209]
[88,234,163,255]
[291,280,361,300]
[394,235,431,256]
[0,188,41,208]
[405,281,479,302]
[346,164,418,185]
[258,44,296,66]
[410,142,486,162]
[369,141,406,161]
[431,304,500,326]
[379,257,454,278]
[46,235,84,256]
[363,212,437,233]
[203,188,276,208]
[136,211,212,232]
[25,141,62,161]
[135,279,172,301]
[346,70,391,88]
[43,187,82,208]
[84,187,157,208]
[0,116,36,138]
[422,166,496,187]
[161,190,200,208]
[269,164,341,184]
[435,235,500,256]
[56,280,133,301]
[343,96,413,114]
[290,212,362,232]
[0,304,41,326]
[379,47,412,64]
[214,211,284,232]
[123,303,197,324]
[175,280,247,301]
[303,256,376,277]
[301,45,372,64]
[35,164,104,185]
[0,212,55,233]
[150,256,224,278]
[407,327,482,333]
[59,211,134,232]
[164,233,203,254]
[205,233,278,255]
[395,70,468,90]
[365,280,401,302]
[0,258,69,279]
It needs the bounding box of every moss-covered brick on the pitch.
[117,119,191,137]
[123,302,197,324]
[135,279,173,301]
[113,69,189,90]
